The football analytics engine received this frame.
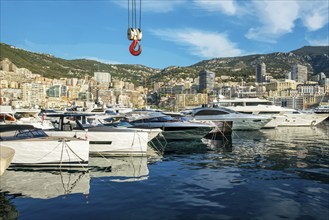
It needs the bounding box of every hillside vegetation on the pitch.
[1,42,328,86]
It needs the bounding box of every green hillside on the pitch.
[0,43,159,86]
[1,42,328,86]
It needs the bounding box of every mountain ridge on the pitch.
[1,42,328,86]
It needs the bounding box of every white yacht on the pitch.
[215,98,329,127]
[183,107,272,130]
[0,124,89,168]
[45,113,157,157]
[85,114,162,143]
[125,111,216,141]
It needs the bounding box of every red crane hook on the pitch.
[129,39,142,56]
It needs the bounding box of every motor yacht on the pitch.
[45,113,157,157]
[0,124,89,168]
[182,107,272,130]
[125,112,217,141]
[215,98,329,127]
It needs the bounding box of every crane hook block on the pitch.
[129,39,142,56]
[127,28,136,41]
[136,28,142,41]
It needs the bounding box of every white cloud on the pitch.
[192,0,237,15]
[244,0,329,43]
[150,28,242,58]
[299,1,329,31]
[245,0,299,43]
[306,37,329,46]
[112,0,186,13]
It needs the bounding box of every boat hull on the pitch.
[227,104,329,127]
[192,116,271,130]
[161,126,213,141]
[1,137,89,167]
[0,146,15,175]
[273,113,329,127]
[131,121,214,141]
[46,129,149,157]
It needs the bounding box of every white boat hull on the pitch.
[227,105,329,128]
[46,129,149,157]
[192,116,271,130]
[270,113,329,127]
[1,137,89,167]
[0,146,15,176]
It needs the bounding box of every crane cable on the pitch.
[128,0,142,56]
[128,0,141,30]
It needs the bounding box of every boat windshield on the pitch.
[0,128,48,140]
[16,129,48,138]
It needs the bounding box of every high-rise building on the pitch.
[291,64,308,83]
[199,70,215,93]
[46,85,67,98]
[256,62,266,83]
[22,83,46,107]
[94,72,111,83]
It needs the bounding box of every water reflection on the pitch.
[0,156,151,199]
[201,137,233,153]
[89,156,149,182]
[168,123,329,182]
[0,169,90,199]
[200,123,329,183]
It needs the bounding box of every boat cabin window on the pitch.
[133,116,175,123]
[232,102,244,106]
[105,110,116,115]
[194,109,229,116]
[245,101,272,106]
[259,111,281,114]
[220,102,244,107]
[91,108,104,113]
[239,111,252,114]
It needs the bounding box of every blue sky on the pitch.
[1,0,328,69]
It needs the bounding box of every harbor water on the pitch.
[1,121,329,220]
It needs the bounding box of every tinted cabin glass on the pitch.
[259,111,281,114]
[91,108,104,112]
[195,109,229,115]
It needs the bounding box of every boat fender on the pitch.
[311,120,316,126]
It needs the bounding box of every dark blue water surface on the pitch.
[1,121,329,220]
